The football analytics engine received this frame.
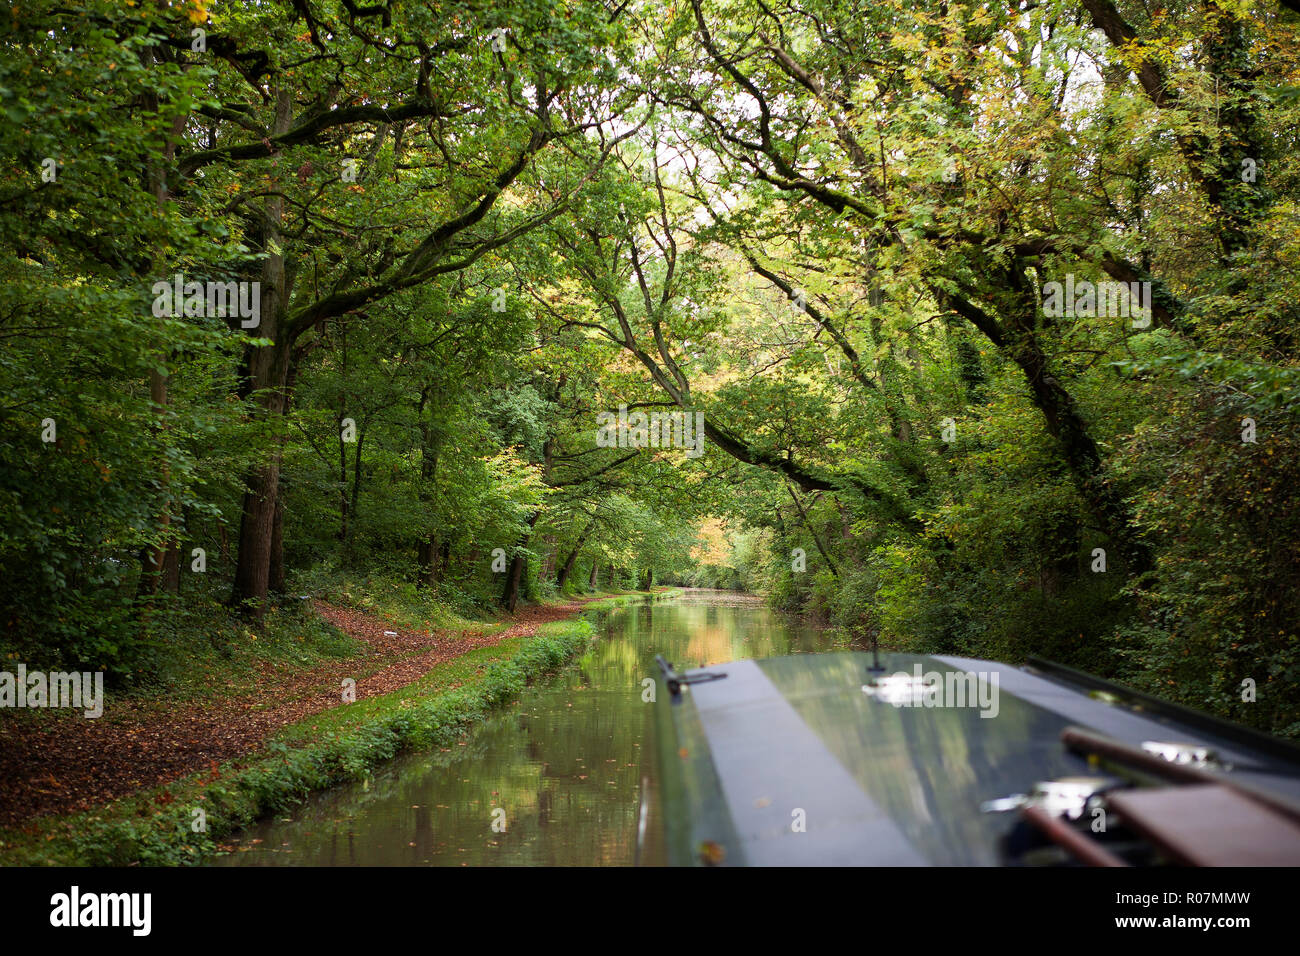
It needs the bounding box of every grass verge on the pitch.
[0,590,666,867]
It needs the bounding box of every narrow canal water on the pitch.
[214,590,843,866]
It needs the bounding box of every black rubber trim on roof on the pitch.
[1024,656,1300,766]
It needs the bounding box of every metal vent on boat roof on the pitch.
[1141,741,1223,769]
[981,776,1123,821]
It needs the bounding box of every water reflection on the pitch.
[762,654,1082,864]
[214,590,838,867]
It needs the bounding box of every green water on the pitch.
[212,590,840,866]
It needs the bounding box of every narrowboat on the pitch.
[640,650,1300,866]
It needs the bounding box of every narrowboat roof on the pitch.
[649,652,1300,866]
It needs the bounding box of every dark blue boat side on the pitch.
[646,652,1300,866]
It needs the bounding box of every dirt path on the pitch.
[0,596,608,829]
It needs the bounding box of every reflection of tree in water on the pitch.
[538,787,552,828]
[413,804,433,856]
[218,597,842,865]
[687,624,734,666]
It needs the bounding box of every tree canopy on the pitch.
[3,0,1299,736]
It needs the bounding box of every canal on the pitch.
[214,590,842,866]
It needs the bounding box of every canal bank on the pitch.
[0,590,665,867]
[215,590,846,866]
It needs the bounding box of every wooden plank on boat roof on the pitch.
[1106,783,1300,866]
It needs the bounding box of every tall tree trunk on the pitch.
[269,488,287,595]
[269,352,300,596]
[137,364,173,599]
[539,534,556,581]
[502,434,552,611]
[162,542,181,593]
[556,517,597,590]
[346,420,365,543]
[501,513,541,613]
[337,410,350,542]
[230,339,291,615]
[588,558,600,590]
[137,48,188,600]
[501,550,527,614]
[417,388,442,586]
[230,94,294,617]
[417,537,438,587]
